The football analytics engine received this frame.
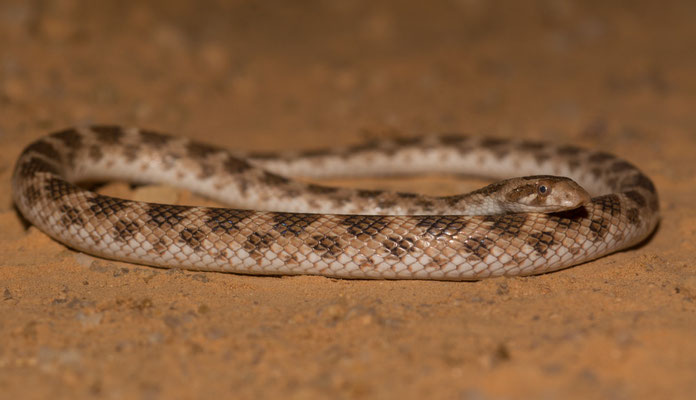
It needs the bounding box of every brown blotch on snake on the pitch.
[340,215,389,239]
[145,204,188,229]
[595,194,622,217]
[179,227,207,250]
[589,217,611,242]
[87,196,131,219]
[113,219,142,242]
[307,234,344,259]
[91,126,125,145]
[306,184,340,194]
[556,145,582,156]
[58,205,85,228]
[624,190,647,208]
[44,177,83,201]
[484,214,528,240]
[244,232,275,261]
[272,213,321,237]
[25,140,61,161]
[383,236,416,258]
[53,128,83,149]
[203,208,253,235]
[526,231,556,256]
[140,130,173,146]
[223,155,252,174]
[463,236,494,261]
[416,215,468,238]
[357,189,384,198]
[187,142,221,160]
[18,158,59,179]
[23,184,42,206]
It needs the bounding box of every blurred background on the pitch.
[2,1,693,147]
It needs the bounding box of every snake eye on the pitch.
[538,184,549,195]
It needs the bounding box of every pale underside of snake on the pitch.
[12,126,659,280]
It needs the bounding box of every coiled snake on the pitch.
[12,126,659,280]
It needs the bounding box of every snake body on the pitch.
[12,126,659,280]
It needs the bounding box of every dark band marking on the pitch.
[272,213,320,237]
[187,142,220,160]
[589,217,610,242]
[88,145,103,162]
[393,136,423,147]
[480,138,509,158]
[526,231,556,255]
[484,214,528,240]
[306,184,339,195]
[140,130,172,146]
[416,215,468,238]
[113,219,142,242]
[18,158,59,178]
[86,196,131,218]
[439,134,469,145]
[243,232,274,261]
[610,161,635,173]
[463,236,494,261]
[519,141,546,151]
[58,205,85,228]
[298,148,334,158]
[627,208,640,225]
[340,215,388,239]
[23,184,42,206]
[414,198,435,212]
[178,227,207,250]
[624,190,647,208]
[443,193,469,208]
[307,234,343,259]
[504,184,536,203]
[383,236,415,258]
[204,208,253,235]
[594,194,622,217]
[223,155,252,174]
[91,126,124,144]
[198,163,215,179]
[145,204,189,229]
[52,129,83,149]
[262,172,291,186]
[24,140,61,162]
[547,213,582,232]
[480,138,507,148]
[557,145,582,156]
[622,173,656,194]
[357,189,384,198]
[122,144,140,162]
[44,177,83,200]
[377,199,398,210]
[152,237,173,255]
[470,180,506,197]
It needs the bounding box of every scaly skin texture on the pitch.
[12,126,659,280]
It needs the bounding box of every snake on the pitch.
[11,125,659,280]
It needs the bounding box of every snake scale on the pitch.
[12,126,659,280]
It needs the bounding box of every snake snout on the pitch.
[559,181,591,209]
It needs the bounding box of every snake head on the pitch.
[499,175,591,213]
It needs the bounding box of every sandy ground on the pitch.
[1,1,695,399]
